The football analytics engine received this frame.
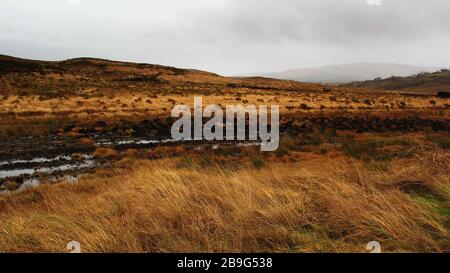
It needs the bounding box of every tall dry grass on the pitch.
[0,148,448,253]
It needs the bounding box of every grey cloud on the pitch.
[178,0,450,45]
[0,0,449,75]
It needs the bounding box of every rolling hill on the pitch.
[0,54,325,98]
[344,69,450,95]
[261,63,440,84]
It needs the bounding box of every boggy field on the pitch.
[0,55,449,253]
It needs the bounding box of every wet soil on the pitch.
[0,112,449,191]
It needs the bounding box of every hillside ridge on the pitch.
[344,69,450,95]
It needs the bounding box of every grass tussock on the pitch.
[0,148,448,253]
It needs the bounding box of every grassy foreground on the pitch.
[0,145,448,253]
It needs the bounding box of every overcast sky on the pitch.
[0,0,449,75]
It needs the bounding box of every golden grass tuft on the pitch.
[93,147,118,159]
[0,148,448,253]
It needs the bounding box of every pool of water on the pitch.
[0,160,96,179]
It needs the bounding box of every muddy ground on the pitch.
[1,109,449,192]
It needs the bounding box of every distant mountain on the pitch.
[261,63,441,84]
